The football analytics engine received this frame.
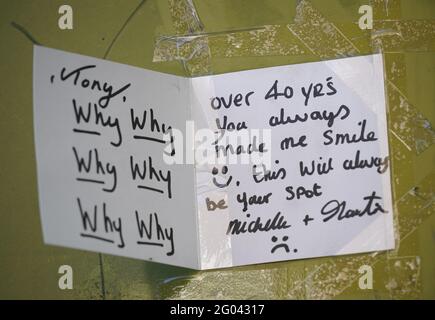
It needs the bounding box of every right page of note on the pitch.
[191,54,395,269]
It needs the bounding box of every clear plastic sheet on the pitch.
[151,0,434,299]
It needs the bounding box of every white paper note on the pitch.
[33,46,199,269]
[33,45,395,270]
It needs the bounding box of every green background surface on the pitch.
[0,0,433,299]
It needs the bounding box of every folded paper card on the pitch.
[33,45,394,270]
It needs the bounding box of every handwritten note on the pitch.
[33,46,394,270]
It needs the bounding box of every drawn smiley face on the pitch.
[271,235,290,254]
[212,165,233,188]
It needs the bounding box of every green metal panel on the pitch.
[0,0,433,299]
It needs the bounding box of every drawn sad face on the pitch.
[270,235,298,254]
[212,165,233,188]
[271,235,290,254]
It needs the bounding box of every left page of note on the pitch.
[33,46,200,269]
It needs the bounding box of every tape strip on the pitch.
[287,253,384,299]
[153,25,307,63]
[159,267,288,299]
[287,0,360,59]
[384,256,421,299]
[388,82,435,154]
[395,172,434,244]
[165,0,211,76]
[370,0,402,20]
[372,20,435,53]
[168,0,204,34]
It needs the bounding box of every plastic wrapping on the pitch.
[150,0,434,299]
